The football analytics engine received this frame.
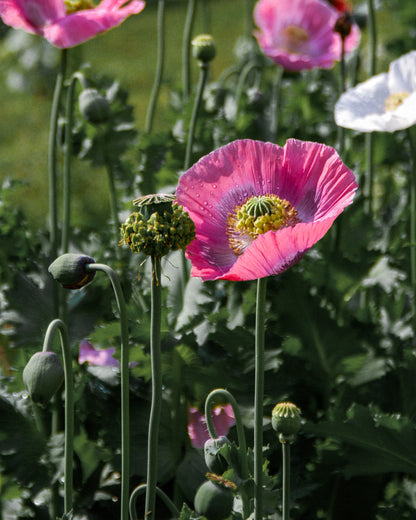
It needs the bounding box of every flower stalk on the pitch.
[182,0,197,103]
[145,0,166,133]
[42,319,74,515]
[144,256,163,520]
[254,276,267,520]
[84,263,130,520]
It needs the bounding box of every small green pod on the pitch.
[23,352,64,404]
[194,480,233,520]
[79,88,111,125]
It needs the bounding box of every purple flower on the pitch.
[78,340,119,367]
[187,404,235,449]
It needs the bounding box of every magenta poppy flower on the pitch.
[253,0,360,71]
[187,404,235,449]
[176,139,357,282]
[78,340,119,367]
[0,0,145,48]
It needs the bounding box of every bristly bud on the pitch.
[23,351,64,404]
[271,401,302,443]
[192,34,216,64]
[79,88,111,125]
[334,12,353,40]
[48,253,96,289]
[204,436,231,474]
[120,194,196,258]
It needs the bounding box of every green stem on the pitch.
[407,128,416,323]
[182,0,197,103]
[184,63,210,170]
[42,319,73,514]
[254,276,267,520]
[129,483,180,520]
[234,62,260,119]
[244,0,253,39]
[337,38,346,155]
[270,65,283,143]
[85,263,130,520]
[204,388,249,479]
[49,49,67,316]
[61,71,88,254]
[145,256,163,520]
[105,160,121,260]
[281,442,291,520]
[145,0,166,134]
[364,0,377,215]
[205,388,250,519]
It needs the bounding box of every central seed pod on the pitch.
[227,194,298,256]
[120,194,196,258]
[64,0,93,14]
[282,25,309,53]
[384,91,410,112]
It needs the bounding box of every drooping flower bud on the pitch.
[194,478,234,520]
[23,351,64,404]
[271,401,302,443]
[204,436,231,474]
[79,88,111,125]
[120,194,196,258]
[334,12,353,40]
[48,253,96,289]
[192,34,216,64]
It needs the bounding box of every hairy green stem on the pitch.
[184,63,209,170]
[270,65,283,142]
[205,388,250,519]
[364,0,377,215]
[49,49,67,316]
[61,71,88,254]
[145,0,166,133]
[254,276,267,520]
[129,483,180,520]
[105,160,122,260]
[42,319,73,514]
[145,257,163,520]
[281,442,291,520]
[85,263,130,520]
[337,38,346,155]
[182,0,197,103]
[407,129,416,323]
[204,388,249,479]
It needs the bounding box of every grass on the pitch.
[0,0,248,228]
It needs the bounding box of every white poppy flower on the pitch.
[335,50,416,132]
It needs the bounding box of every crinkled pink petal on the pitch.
[78,340,119,367]
[0,0,145,48]
[177,139,357,282]
[253,0,360,71]
[43,0,145,47]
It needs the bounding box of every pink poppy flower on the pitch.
[253,0,360,72]
[176,139,357,282]
[187,404,235,449]
[78,340,119,367]
[0,0,145,48]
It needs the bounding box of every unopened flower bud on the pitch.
[271,401,302,443]
[79,88,111,125]
[192,34,216,64]
[120,194,196,258]
[204,436,230,474]
[23,351,64,404]
[334,12,353,40]
[48,253,96,289]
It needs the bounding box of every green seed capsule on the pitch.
[194,480,234,520]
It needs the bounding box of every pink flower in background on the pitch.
[176,139,357,282]
[253,0,360,71]
[188,404,235,449]
[0,0,145,48]
[78,340,119,367]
